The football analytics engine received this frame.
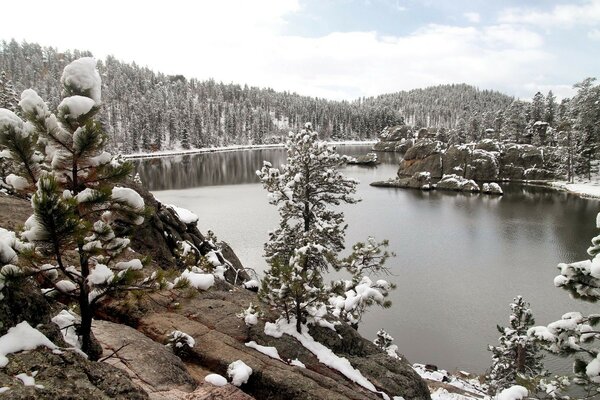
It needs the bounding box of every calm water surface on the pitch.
[135,146,600,374]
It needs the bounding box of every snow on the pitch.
[168,204,199,224]
[243,279,260,289]
[87,264,114,285]
[176,269,215,290]
[0,109,24,134]
[168,330,195,348]
[51,310,80,349]
[5,174,29,191]
[114,259,143,270]
[55,279,77,293]
[264,319,389,399]
[122,141,377,160]
[430,388,475,400]
[15,371,43,388]
[290,358,306,368]
[497,385,528,400]
[0,387,9,393]
[58,95,95,119]
[204,373,228,387]
[0,321,58,367]
[0,227,19,264]
[112,186,144,210]
[227,360,252,386]
[245,341,283,361]
[19,89,48,118]
[549,181,600,199]
[61,57,101,104]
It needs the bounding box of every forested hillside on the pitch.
[0,40,514,153]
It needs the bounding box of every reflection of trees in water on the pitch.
[134,145,377,191]
[133,149,288,190]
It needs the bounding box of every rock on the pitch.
[441,145,470,176]
[398,140,445,178]
[0,278,51,335]
[523,168,554,181]
[114,282,431,400]
[0,348,148,399]
[371,172,432,191]
[435,175,480,192]
[92,320,197,398]
[475,139,501,153]
[464,149,499,181]
[347,153,379,166]
[482,183,503,195]
[373,125,414,153]
[219,241,252,285]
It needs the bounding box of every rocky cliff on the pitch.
[0,188,431,400]
[396,139,559,182]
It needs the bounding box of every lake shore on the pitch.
[121,140,378,160]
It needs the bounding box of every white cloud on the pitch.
[589,28,600,40]
[499,0,600,28]
[464,12,480,24]
[0,0,578,100]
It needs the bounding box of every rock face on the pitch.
[397,139,557,182]
[372,125,414,153]
[0,348,149,399]
[371,172,432,190]
[398,140,445,178]
[93,320,197,398]
[107,282,431,400]
[126,182,250,285]
[482,183,503,195]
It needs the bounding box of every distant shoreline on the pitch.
[121,140,377,160]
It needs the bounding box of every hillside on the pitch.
[0,40,513,153]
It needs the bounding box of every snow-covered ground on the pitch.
[121,141,377,160]
[547,180,600,199]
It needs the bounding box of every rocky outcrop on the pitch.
[397,139,558,182]
[371,172,432,190]
[126,182,250,285]
[372,125,414,153]
[347,153,379,166]
[0,348,149,399]
[93,320,197,398]
[110,282,431,400]
[435,175,480,192]
[398,140,445,178]
[482,183,503,195]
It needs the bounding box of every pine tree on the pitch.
[486,296,546,394]
[181,128,190,150]
[0,71,19,112]
[529,212,600,395]
[257,123,359,332]
[0,58,156,360]
[545,90,557,127]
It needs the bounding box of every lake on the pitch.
[134,145,600,374]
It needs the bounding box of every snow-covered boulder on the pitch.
[435,175,480,192]
[482,182,503,195]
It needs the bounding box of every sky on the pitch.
[0,0,599,100]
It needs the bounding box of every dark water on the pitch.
[134,146,600,374]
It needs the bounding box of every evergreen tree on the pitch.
[531,92,545,123]
[545,90,557,127]
[181,128,190,149]
[529,212,600,397]
[0,71,18,111]
[486,296,546,394]
[0,58,156,360]
[257,124,394,332]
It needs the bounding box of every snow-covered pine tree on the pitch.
[486,296,546,394]
[0,71,19,112]
[181,128,191,150]
[529,211,600,395]
[329,237,395,329]
[257,123,359,333]
[0,57,156,360]
[258,124,395,332]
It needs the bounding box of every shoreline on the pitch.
[121,140,377,160]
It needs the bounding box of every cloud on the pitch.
[0,0,579,100]
[498,0,600,28]
[464,12,480,24]
[589,28,600,40]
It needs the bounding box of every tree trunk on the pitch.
[295,299,302,333]
[516,344,525,373]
